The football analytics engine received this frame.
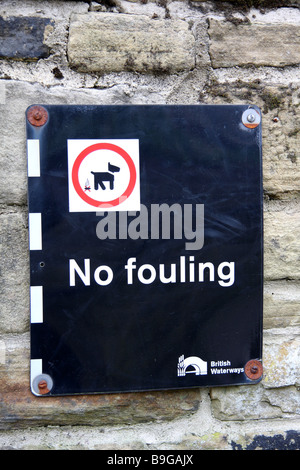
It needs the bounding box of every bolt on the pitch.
[242,109,261,129]
[244,359,263,380]
[34,111,42,121]
[38,379,50,395]
[247,113,256,123]
[27,105,48,127]
[32,373,53,396]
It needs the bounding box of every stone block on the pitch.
[67,13,195,74]
[260,86,300,198]
[208,19,300,68]
[168,432,231,450]
[211,385,288,421]
[0,210,29,334]
[0,16,54,60]
[263,328,300,389]
[263,281,300,329]
[264,201,300,280]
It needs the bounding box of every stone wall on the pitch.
[0,0,299,450]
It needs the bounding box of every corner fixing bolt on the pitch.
[242,108,261,129]
[27,105,48,127]
[32,373,53,396]
[38,379,50,395]
[244,359,263,380]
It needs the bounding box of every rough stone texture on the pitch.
[1,423,299,450]
[264,281,300,329]
[263,328,300,389]
[208,19,300,68]
[211,384,300,421]
[260,86,300,198]
[0,16,54,60]
[67,13,196,74]
[264,200,300,280]
[0,211,29,334]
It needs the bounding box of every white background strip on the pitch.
[27,139,40,177]
[30,286,43,323]
[29,213,42,250]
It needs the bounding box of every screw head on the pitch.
[32,373,53,396]
[27,105,48,127]
[33,111,42,121]
[242,108,261,129]
[244,359,263,380]
[38,380,49,395]
[247,113,256,123]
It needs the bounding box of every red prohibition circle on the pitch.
[72,143,137,208]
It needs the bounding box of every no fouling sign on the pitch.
[26,105,263,396]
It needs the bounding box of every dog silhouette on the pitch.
[91,163,120,190]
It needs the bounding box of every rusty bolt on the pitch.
[27,105,48,127]
[245,359,263,380]
[32,373,53,396]
[38,379,50,395]
[33,110,42,121]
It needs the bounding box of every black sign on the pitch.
[26,105,263,396]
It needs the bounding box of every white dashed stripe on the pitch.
[27,139,40,177]
[29,213,42,250]
[30,286,43,323]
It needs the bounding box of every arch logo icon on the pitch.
[177,355,208,376]
[68,139,140,212]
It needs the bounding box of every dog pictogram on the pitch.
[91,163,120,190]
